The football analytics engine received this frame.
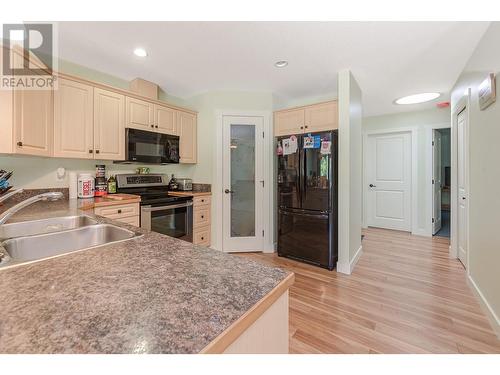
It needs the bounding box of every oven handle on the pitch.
[141,201,193,212]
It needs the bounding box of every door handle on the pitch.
[224,189,234,194]
[369,184,377,188]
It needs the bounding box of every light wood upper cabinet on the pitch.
[177,110,197,163]
[54,78,94,159]
[274,101,338,137]
[126,97,154,131]
[274,108,305,137]
[13,88,53,157]
[155,104,177,135]
[305,101,338,132]
[93,88,125,160]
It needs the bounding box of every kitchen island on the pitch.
[0,196,293,354]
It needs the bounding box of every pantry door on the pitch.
[222,115,264,252]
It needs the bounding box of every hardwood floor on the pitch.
[239,227,500,353]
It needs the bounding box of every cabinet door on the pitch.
[177,110,197,163]
[155,104,177,135]
[126,96,154,131]
[304,101,338,132]
[13,88,53,156]
[54,79,94,158]
[93,88,125,160]
[274,108,304,136]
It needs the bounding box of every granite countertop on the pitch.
[0,199,291,353]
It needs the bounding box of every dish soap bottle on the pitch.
[107,175,117,194]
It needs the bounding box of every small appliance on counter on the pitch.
[168,174,192,191]
[176,178,193,191]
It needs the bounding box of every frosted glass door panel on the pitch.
[230,124,256,237]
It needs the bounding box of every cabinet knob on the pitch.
[300,126,303,129]
[89,149,93,154]
[201,237,204,240]
[305,125,308,129]
[95,150,100,154]
[155,125,158,129]
[117,209,122,214]
[17,141,23,147]
[201,215,204,219]
[151,125,154,128]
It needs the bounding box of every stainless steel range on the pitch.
[116,174,193,242]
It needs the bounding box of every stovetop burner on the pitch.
[115,173,191,206]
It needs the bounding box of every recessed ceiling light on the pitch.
[133,48,148,57]
[395,92,440,105]
[274,60,288,68]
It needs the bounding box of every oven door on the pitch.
[126,128,180,164]
[141,201,193,242]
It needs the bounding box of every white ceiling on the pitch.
[58,22,490,116]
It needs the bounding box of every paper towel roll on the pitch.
[69,171,78,199]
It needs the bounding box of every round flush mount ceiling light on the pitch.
[274,60,288,68]
[395,92,441,105]
[133,48,148,57]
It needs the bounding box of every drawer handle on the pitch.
[118,209,122,214]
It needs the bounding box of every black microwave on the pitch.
[125,128,180,164]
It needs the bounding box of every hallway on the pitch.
[240,228,500,353]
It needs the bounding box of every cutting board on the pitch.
[105,193,140,201]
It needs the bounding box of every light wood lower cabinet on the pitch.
[94,202,140,227]
[54,78,94,158]
[193,195,211,246]
[93,88,125,160]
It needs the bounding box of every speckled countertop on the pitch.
[0,199,290,353]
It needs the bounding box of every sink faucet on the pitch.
[0,192,64,225]
[0,188,24,204]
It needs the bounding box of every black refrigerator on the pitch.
[277,130,338,270]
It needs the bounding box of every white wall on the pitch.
[450,22,500,335]
[337,70,363,274]
[363,107,450,235]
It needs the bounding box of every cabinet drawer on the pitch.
[193,225,211,246]
[193,195,211,207]
[115,215,140,227]
[193,206,211,228]
[94,203,139,218]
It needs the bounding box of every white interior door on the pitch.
[222,116,264,252]
[367,132,412,231]
[457,109,468,267]
[432,130,442,234]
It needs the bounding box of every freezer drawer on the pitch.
[278,209,332,269]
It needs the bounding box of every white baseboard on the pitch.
[467,274,500,339]
[412,228,431,237]
[337,245,363,275]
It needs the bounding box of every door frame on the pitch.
[425,122,451,237]
[213,110,274,253]
[362,127,418,234]
[450,91,470,268]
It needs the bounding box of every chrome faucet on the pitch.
[0,192,64,225]
[0,188,24,204]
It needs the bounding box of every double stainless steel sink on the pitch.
[0,215,142,268]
